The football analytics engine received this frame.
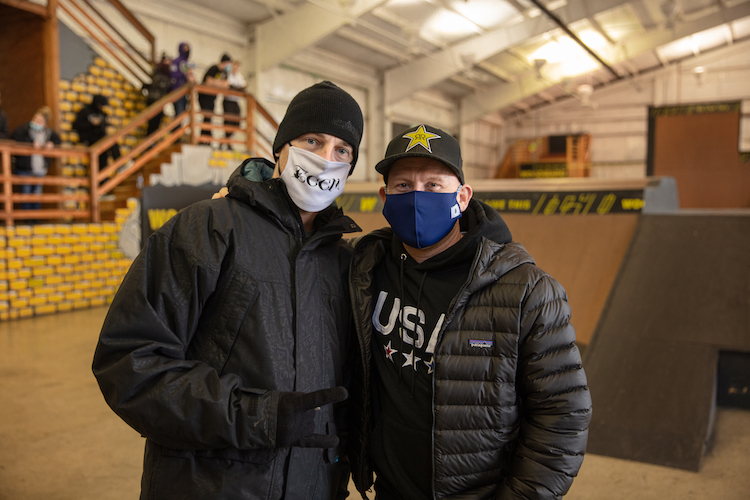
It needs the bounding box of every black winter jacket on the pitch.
[93,160,360,500]
[348,200,592,500]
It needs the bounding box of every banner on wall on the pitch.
[140,184,224,247]
[336,189,647,216]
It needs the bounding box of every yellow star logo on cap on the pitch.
[402,125,441,153]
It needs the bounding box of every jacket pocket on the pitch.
[161,446,278,464]
[188,269,257,373]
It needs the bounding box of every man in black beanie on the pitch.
[93,81,364,499]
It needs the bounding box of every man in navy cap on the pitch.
[347,124,592,500]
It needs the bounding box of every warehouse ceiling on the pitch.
[179,0,750,123]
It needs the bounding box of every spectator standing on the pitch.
[169,42,193,117]
[222,60,247,149]
[144,55,173,136]
[198,53,232,142]
[11,106,61,210]
[72,95,121,168]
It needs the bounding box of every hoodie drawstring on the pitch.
[412,271,428,398]
[398,252,428,398]
[398,253,407,387]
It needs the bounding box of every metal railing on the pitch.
[0,84,278,225]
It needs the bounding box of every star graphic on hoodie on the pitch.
[402,350,421,370]
[402,125,441,153]
[384,341,397,362]
[424,356,435,374]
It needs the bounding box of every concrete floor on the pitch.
[1,307,749,500]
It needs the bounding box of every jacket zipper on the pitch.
[430,240,487,500]
[350,236,378,498]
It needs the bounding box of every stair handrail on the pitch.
[191,84,278,156]
[56,0,155,85]
[90,85,191,168]
[0,140,92,225]
[105,0,155,65]
[1,84,280,224]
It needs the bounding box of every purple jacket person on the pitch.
[169,42,191,116]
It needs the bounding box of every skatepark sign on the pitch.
[337,189,646,215]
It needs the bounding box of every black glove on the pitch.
[276,386,348,448]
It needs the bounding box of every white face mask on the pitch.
[279,146,350,212]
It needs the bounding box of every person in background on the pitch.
[222,59,247,150]
[198,53,232,143]
[169,41,193,117]
[144,54,173,136]
[0,90,9,139]
[347,124,592,500]
[93,81,364,500]
[11,106,61,210]
[72,95,121,169]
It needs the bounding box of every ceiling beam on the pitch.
[629,0,658,30]
[459,0,750,124]
[476,61,518,83]
[255,0,388,72]
[384,0,630,105]
[337,26,411,62]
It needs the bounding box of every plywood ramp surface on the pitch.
[502,214,638,345]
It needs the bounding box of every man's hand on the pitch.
[212,187,229,199]
[276,387,348,448]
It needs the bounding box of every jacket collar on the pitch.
[226,158,361,239]
[353,199,532,282]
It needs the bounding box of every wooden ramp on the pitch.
[584,212,750,470]
[501,214,637,345]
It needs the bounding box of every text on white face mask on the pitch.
[279,146,351,212]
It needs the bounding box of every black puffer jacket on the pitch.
[93,159,360,500]
[348,200,592,500]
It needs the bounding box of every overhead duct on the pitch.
[527,0,622,81]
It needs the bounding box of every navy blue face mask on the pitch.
[383,188,462,249]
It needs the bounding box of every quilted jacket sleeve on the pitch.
[497,271,592,499]
[92,203,278,451]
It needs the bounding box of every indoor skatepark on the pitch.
[2,177,749,499]
[2,0,750,498]
[3,115,750,499]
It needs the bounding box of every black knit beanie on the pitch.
[273,81,364,170]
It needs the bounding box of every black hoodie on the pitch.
[72,96,108,145]
[369,200,512,500]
